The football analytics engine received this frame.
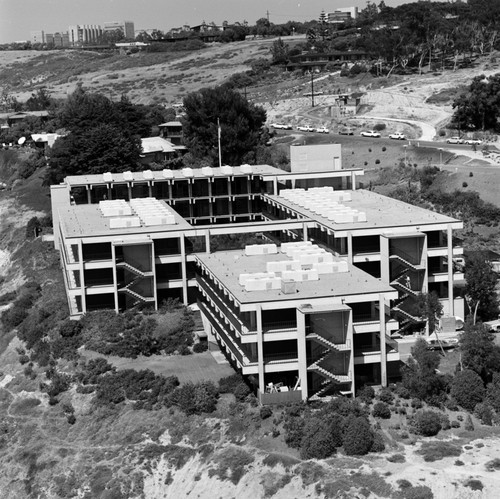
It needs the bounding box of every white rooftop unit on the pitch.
[182,167,194,178]
[123,171,134,181]
[129,197,177,226]
[240,164,252,174]
[99,200,132,217]
[109,217,141,229]
[239,271,276,286]
[143,170,154,180]
[103,172,113,183]
[201,166,214,177]
[245,244,278,256]
[162,169,174,179]
[220,165,233,175]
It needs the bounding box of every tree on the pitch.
[182,86,266,166]
[415,292,443,335]
[343,417,374,456]
[270,38,289,65]
[46,124,141,184]
[411,410,442,436]
[300,414,344,459]
[459,321,500,383]
[401,338,445,401]
[452,74,500,131]
[464,252,499,322]
[450,369,485,411]
[25,87,53,111]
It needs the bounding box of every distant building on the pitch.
[327,7,359,24]
[68,24,103,46]
[45,32,70,48]
[30,30,45,44]
[159,121,184,147]
[103,21,135,40]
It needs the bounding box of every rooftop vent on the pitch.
[182,167,194,178]
[162,169,174,179]
[201,166,214,177]
[103,172,113,183]
[143,170,154,180]
[240,164,252,174]
[123,171,134,181]
[221,165,233,175]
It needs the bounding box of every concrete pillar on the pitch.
[447,225,454,316]
[347,233,353,265]
[179,236,188,305]
[379,294,387,387]
[297,310,308,401]
[380,236,390,285]
[111,243,119,313]
[256,306,265,397]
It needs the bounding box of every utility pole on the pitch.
[311,71,315,108]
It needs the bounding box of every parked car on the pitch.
[297,125,315,132]
[389,132,406,140]
[464,138,482,145]
[271,123,292,130]
[361,130,381,138]
[426,339,457,351]
[447,136,464,144]
[316,126,329,134]
[339,127,354,135]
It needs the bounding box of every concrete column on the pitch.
[447,225,454,316]
[205,230,210,254]
[351,171,356,190]
[78,240,87,313]
[179,235,188,305]
[296,310,308,401]
[303,223,308,242]
[347,233,353,265]
[379,294,387,387]
[111,243,119,313]
[380,236,390,285]
[256,306,265,397]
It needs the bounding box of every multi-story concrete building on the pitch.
[68,25,103,46]
[30,30,45,44]
[103,21,135,40]
[327,7,359,24]
[50,151,464,401]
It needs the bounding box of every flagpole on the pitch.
[217,118,222,167]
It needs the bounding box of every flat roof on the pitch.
[56,199,192,239]
[196,249,394,304]
[63,165,282,187]
[268,190,460,231]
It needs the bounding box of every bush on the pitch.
[382,146,386,152]
[168,381,219,415]
[67,414,76,425]
[343,417,374,456]
[395,384,411,399]
[464,414,475,431]
[439,413,451,430]
[370,431,385,452]
[192,342,208,353]
[260,406,273,420]
[469,172,473,177]
[416,441,462,462]
[300,414,344,460]
[411,399,423,409]
[450,369,485,412]
[373,123,386,131]
[474,402,493,425]
[357,385,375,404]
[462,182,468,188]
[219,374,245,394]
[451,420,460,428]
[378,388,394,404]
[372,402,391,419]
[233,382,251,401]
[411,410,442,436]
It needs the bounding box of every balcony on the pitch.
[262,320,297,333]
[258,388,302,405]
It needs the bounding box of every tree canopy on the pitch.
[182,86,267,167]
[464,252,499,321]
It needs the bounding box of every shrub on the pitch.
[469,172,473,177]
[450,369,485,412]
[283,413,305,449]
[465,479,483,491]
[192,342,208,353]
[451,420,460,428]
[382,146,386,152]
[387,454,405,463]
[233,382,251,401]
[411,399,423,409]
[439,413,451,430]
[260,406,273,420]
[373,123,386,131]
[378,388,394,404]
[343,417,373,456]
[411,410,442,436]
[464,414,475,431]
[462,182,468,188]
[168,381,219,415]
[19,354,30,365]
[67,414,76,425]
[474,402,493,425]
[370,432,385,452]
[357,385,375,404]
[300,414,344,460]
[372,402,391,419]
[219,374,245,394]
[395,384,411,399]
[416,441,462,462]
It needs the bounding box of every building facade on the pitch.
[103,21,135,40]
[50,155,464,402]
[68,25,103,46]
